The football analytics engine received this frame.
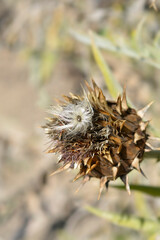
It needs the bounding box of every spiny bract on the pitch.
[43,80,151,198]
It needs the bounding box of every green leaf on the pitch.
[70,30,160,69]
[133,17,146,51]
[90,32,121,98]
[154,31,160,48]
[111,184,160,197]
[85,206,160,234]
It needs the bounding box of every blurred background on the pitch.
[0,0,160,240]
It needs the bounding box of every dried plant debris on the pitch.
[42,80,154,199]
[149,0,158,11]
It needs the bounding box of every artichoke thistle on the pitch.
[43,80,152,198]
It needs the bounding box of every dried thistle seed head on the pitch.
[49,98,94,136]
[43,80,151,198]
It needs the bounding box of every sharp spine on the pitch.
[131,156,140,172]
[121,87,128,111]
[49,163,70,176]
[112,166,118,180]
[98,176,108,200]
[120,174,131,195]
[138,101,153,118]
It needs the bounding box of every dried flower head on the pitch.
[49,97,94,136]
[43,80,153,198]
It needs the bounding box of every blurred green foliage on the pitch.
[86,206,160,239]
[71,18,160,69]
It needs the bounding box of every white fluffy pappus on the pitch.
[50,98,94,136]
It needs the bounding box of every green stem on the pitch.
[144,151,160,160]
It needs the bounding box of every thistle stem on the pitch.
[144,150,160,160]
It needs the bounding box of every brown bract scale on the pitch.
[42,80,151,198]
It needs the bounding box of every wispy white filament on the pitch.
[50,98,94,136]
